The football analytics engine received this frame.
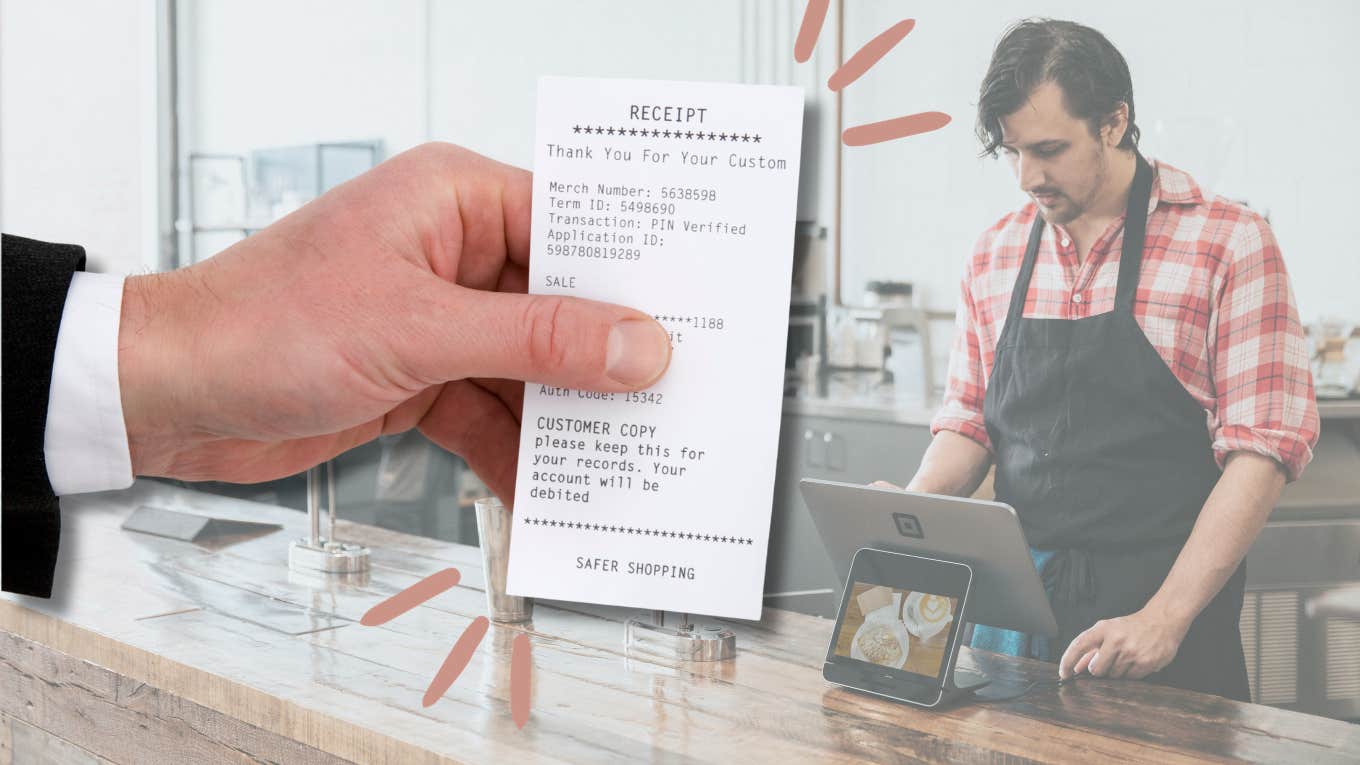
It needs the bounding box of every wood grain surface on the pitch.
[1,480,1356,764]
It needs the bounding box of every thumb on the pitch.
[409,283,672,391]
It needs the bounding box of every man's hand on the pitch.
[118,142,672,505]
[1058,606,1191,681]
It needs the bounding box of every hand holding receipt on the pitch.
[507,77,804,619]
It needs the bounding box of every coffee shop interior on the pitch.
[3,0,1358,760]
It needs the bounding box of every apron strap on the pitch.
[1114,155,1155,315]
[1001,209,1047,339]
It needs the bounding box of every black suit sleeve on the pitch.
[2,233,87,597]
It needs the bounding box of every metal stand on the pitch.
[289,461,370,573]
[624,609,737,662]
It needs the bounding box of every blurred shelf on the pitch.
[1318,399,1360,420]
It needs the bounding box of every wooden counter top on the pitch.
[2,481,1356,764]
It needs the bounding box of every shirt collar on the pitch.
[1147,157,1204,212]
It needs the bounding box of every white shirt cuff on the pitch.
[43,271,135,495]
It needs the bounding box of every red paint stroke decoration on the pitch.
[360,567,533,727]
[794,1,949,146]
[423,615,490,707]
[794,0,830,63]
[360,567,460,626]
[843,111,953,147]
[827,19,915,92]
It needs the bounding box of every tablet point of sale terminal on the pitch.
[824,548,989,708]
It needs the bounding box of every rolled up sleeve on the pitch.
[1207,214,1319,481]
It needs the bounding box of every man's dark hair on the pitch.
[975,19,1139,157]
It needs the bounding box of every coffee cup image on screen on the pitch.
[833,582,958,676]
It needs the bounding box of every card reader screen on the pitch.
[832,582,959,678]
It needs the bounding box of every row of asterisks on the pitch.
[521,516,753,545]
[573,125,762,142]
[652,315,719,324]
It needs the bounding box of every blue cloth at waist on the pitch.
[969,547,1057,662]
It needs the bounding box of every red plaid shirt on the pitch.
[932,159,1319,481]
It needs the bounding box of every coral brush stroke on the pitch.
[511,633,532,728]
[423,615,490,707]
[360,567,461,626]
[794,0,830,62]
[843,111,951,146]
[828,19,916,91]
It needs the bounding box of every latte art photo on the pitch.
[902,591,956,641]
[919,594,950,624]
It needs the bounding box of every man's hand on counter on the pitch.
[116,142,672,504]
[1058,607,1191,681]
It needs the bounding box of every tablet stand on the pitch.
[624,609,737,661]
[941,658,992,704]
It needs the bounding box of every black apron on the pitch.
[982,155,1251,701]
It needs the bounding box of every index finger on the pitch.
[1060,625,1103,680]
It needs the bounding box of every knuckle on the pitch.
[521,295,571,374]
[405,142,469,178]
[416,140,459,162]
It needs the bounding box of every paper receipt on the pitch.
[506,76,804,619]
